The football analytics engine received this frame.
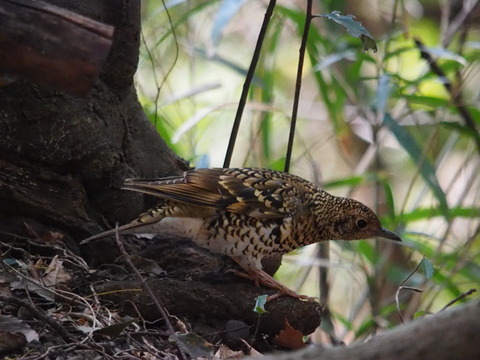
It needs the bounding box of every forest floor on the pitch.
[0,231,322,359]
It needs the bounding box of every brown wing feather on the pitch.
[123,168,306,219]
[123,168,232,208]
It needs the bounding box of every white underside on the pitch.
[131,217,285,269]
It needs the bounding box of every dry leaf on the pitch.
[42,255,72,287]
[240,339,263,357]
[272,319,306,350]
[0,315,39,354]
[214,344,245,359]
[0,330,26,354]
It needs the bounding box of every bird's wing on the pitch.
[123,168,306,219]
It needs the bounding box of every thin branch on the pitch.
[442,0,480,48]
[414,38,480,155]
[395,258,424,323]
[284,0,313,172]
[0,296,72,342]
[112,225,186,360]
[223,0,277,168]
[316,242,338,344]
[141,0,179,127]
[440,288,477,311]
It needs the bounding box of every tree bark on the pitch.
[0,0,321,353]
[0,0,184,248]
[251,299,480,360]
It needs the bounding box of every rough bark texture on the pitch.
[251,299,480,360]
[93,235,322,343]
[0,0,184,243]
[0,0,322,350]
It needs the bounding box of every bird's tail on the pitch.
[79,219,157,244]
[80,204,168,245]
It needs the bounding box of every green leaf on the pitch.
[413,310,431,319]
[440,121,480,139]
[254,295,268,314]
[374,74,394,113]
[383,113,449,218]
[356,241,377,263]
[330,311,353,331]
[404,95,450,108]
[421,46,467,65]
[384,45,415,60]
[420,257,434,279]
[313,50,356,71]
[267,157,287,172]
[355,317,376,337]
[397,207,478,223]
[431,269,463,299]
[322,175,368,189]
[276,5,348,133]
[315,11,377,52]
[380,179,396,221]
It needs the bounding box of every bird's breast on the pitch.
[152,217,205,239]
[151,212,315,269]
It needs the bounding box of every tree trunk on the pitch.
[0,0,321,355]
[0,0,184,248]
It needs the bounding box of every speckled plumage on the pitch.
[81,167,400,296]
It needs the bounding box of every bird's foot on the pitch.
[227,268,317,302]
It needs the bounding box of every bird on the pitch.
[81,167,401,299]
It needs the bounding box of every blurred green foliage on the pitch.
[136,0,479,343]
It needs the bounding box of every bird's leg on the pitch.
[227,268,260,287]
[249,268,316,301]
[228,258,316,301]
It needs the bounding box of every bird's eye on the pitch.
[356,218,368,230]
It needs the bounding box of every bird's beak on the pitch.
[377,228,401,242]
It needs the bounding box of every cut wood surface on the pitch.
[0,0,114,95]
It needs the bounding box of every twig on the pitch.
[252,313,262,347]
[316,243,339,344]
[440,288,477,311]
[112,225,186,360]
[414,38,480,155]
[223,0,277,168]
[141,0,180,127]
[442,0,480,47]
[0,295,72,342]
[395,258,424,324]
[284,0,313,172]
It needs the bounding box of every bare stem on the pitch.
[113,225,186,360]
[223,0,277,168]
[395,258,424,323]
[284,0,313,172]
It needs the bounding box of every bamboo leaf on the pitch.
[397,207,478,223]
[421,257,434,279]
[374,74,393,114]
[383,113,449,218]
[314,11,377,52]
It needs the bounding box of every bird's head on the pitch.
[320,198,401,242]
